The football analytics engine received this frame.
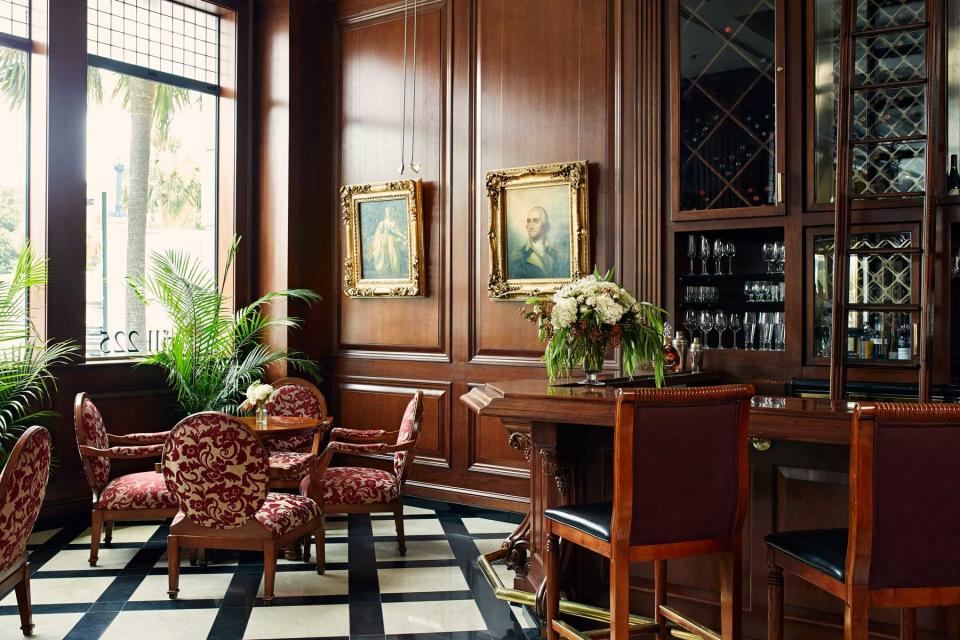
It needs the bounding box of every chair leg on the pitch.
[14,564,33,637]
[104,521,114,544]
[167,537,180,599]
[720,545,742,640]
[303,534,311,564]
[394,504,406,555]
[263,542,277,605]
[610,553,631,640]
[545,530,560,640]
[767,555,784,640]
[901,608,917,640]
[844,598,869,640]
[89,510,103,567]
[316,516,326,575]
[654,560,668,640]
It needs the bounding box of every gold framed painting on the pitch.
[486,161,590,299]
[341,179,425,297]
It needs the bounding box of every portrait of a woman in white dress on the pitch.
[360,200,410,279]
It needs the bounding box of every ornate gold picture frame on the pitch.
[486,161,590,299]
[341,179,425,297]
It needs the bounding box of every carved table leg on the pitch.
[504,423,534,580]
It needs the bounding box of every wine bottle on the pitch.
[897,323,912,360]
[948,154,960,196]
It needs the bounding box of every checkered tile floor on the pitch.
[0,499,540,639]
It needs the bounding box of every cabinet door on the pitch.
[808,0,930,208]
[806,225,921,366]
[671,0,785,221]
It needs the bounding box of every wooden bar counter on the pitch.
[461,377,957,639]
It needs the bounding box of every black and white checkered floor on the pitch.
[0,499,540,639]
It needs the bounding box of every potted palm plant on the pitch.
[128,237,320,416]
[0,244,78,465]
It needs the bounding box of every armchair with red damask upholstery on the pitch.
[260,377,333,490]
[0,427,52,636]
[74,393,179,566]
[162,412,325,603]
[299,390,423,572]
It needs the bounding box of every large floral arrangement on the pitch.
[524,269,667,386]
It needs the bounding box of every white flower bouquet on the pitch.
[523,268,667,386]
[240,382,275,412]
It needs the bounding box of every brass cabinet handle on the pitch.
[751,438,772,452]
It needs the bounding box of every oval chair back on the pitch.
[393,390,424,486]
[614,384,754,547]
[162,412,269,530]
[853,402,960,590]
[0,427,52,572]
[266,377,327,420]
[74,393,111,493]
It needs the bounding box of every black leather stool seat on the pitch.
[544,501,612,542]
[765,528,848,581]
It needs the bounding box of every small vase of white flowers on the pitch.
[524,268,667,387]
[243,382,275,427]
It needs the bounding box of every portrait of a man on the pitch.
[504,183,572,282]
[508,205,569,279]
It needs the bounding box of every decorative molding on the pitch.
[466,461,530,479]
[507,431,532,461]
[538,445,570,497]
[335,348,452,363]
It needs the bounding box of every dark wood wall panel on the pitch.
[472,0,611,357]
[337,378,450,468]
[337,5,446,353]
[467,413,529,476]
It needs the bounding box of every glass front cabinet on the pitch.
[672,0,784,220]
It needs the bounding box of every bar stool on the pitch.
[766,402,960,640]
[544,384,754,640]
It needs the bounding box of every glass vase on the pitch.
[256,401,268,427]
[579,341,607,386]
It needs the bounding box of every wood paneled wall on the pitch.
[281,0,660,510]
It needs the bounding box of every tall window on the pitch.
[0,1,30,287]
[85,0,219,359]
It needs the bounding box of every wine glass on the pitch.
[687,235,697,275]
[744,281,753,302]
[762,242,776,273]
[775,242,785,273]
[725,241,736,275]
[729,313,742,349]
[684,309,699,343]
[700,236,711,275]
[751,280,764,302]
[715,311,728,349]
[713,238,725,275]
[744,312,757,350]
[699,310,714,349]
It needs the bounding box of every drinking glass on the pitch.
[684,309,699,343]
[773,312,786,351]
[775,242,785,273]
[729,313,742,349]
[713,238,725,275]
[744,281,753,302]
[700,236,711,275]
[699,310,714,349]
[751,281,764,302]
[714,311,727,349]
[759,312,774,351]
[725,241,736,275]
[687,235,697,275]
[762,242,775,273]
[744,312,757,350]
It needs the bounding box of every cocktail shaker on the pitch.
[673,330,689,372]
[689,337,704,373]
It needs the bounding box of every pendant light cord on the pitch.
[398,0,409,174]
[409,0,419,172]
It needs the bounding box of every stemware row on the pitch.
[683,310,786,351]
[687,236,737,276]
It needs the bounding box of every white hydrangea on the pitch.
[551,297,578,329]
[594,294,625,324]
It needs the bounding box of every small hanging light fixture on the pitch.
[398,0,409,174]
[408,0,420,174]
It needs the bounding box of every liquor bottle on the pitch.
[847,326,859,358]
[897,323,912,360]
[663,323,681,373]
[874,323,886,360]
[859,324,874,360]
[948,154,960,196]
